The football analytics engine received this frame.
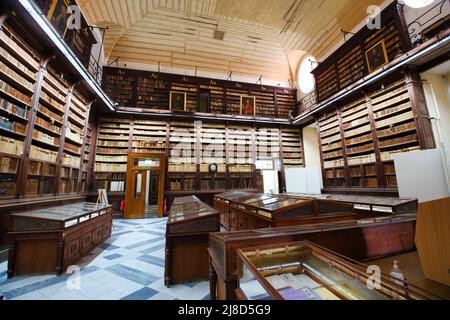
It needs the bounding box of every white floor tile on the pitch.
[0,217,209,301]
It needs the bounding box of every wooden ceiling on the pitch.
[78,0,386,84]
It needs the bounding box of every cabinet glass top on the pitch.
[13,202,111,222]
[169,196,218,223]
[286,193,416,207]
[238,242,389,300]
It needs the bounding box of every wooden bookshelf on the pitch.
[318,78,423,192]
[132,119,167,153]
[281,128,304,168]
[94,118,129,193]
[0,23,37,199]
[0,20,96,201]
[312,2,407,103]
[102,67,297,121]
[319,110,346,188]
[92,117,303,197]
[168,121,197,191]
[200,122,226,191]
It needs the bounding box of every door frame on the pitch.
[125,153,166,219]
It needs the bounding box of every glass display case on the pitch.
[8,202,113,278]
[166,196,219,234]
[165,196,220,286]
[236,241,439,300]
[213,192,355,231]
[286,193,418,215]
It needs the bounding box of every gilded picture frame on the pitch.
[169,91,187,112]
[240,95,256,116]
[365,40,389,73]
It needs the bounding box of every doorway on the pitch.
[125,153,165,219]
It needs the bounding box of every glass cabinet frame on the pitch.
[236,241,440,300]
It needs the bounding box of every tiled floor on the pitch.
[0,218,210,300]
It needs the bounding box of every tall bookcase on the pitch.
[92,117,305,198]
[318,78,423,193]
[0,22,38,198]
[199,122,226,191]
[0,21,93,199]
[94,118,129,192]
[312,2,408,103]
[168,121,197,191]
[281,128,304,168]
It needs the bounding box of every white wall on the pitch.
[421,72,450,193]
[303,126,323,189]
[285,126,323,193]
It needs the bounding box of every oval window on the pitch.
[298,56,317,94]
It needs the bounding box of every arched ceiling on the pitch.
[78,0,386,84]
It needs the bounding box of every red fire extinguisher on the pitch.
[120,199,125,212]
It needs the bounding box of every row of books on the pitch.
[229,165,253,173]
[379,133,418,148]
[0,155,19,173]
[0,116,26,135]
[42,79,66,103]
[0,46,36,79]
[38,103,63,123]
[0,79,32,105]
[32,130,58,146]
[28,161,55,177]
[62,153,81,168]
[0,97,27,118]
[96,155,128,163]
[65,127,83,144]
[30,145,58,162]
[346,142,374,155]
[95,163,127,172]
[1,136,24,156]
[40,90,65,113]
[0,62,34,91]
[35,116,61,135]
[169,178,196,191]
[168,163,197,172]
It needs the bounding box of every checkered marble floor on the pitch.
[0,218,210,300]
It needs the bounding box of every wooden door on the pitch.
[125,153,165,219]
[126,169,147,219]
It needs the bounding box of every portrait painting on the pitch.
[240,96,256,116]
[170,91,187,112]
[366,40,389,73]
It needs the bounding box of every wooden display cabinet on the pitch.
[208,214,417,300]
[236,241,439,300]
[213,192,355,231]
[7,202,112,278]
[165,196,220,286]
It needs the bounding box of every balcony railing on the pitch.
[407,0,450,47]
[298,90,317,117]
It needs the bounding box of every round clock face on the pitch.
[209,164,218,173]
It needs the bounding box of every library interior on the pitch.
[0,0,449,301]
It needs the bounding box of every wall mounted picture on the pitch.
[170,91,187,112]
[47,0,73,39]
[365,40,389,73]
[240,96,256,116]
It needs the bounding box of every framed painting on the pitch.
[47,0,73,38]
[170,91,187,112]
[240,96,256,116]
[365,40,389,73]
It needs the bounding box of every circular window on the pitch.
[298,56,316,94]
[404,0,434,9]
